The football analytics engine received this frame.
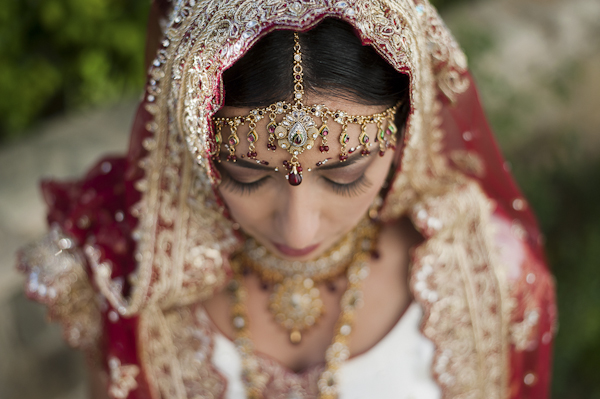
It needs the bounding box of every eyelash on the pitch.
[221,174,269,195]
[221,171,372,197]
[324,174,372,197]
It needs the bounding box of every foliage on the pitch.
[431,0,475,11]
[0,0,148,141]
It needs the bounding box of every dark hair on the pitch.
[222,19,410,128]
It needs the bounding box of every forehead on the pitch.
[216,95,389,169]
[216,95,387,118]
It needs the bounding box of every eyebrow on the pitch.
[219,155,274,171]
[316,151,371,170]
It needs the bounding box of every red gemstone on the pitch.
[379,150,386,157]
[297,165,303,172]
[288,172,302,186]
[361,149,370,156]
[339,155,348,161]
[268,125,276,133]
[322,128,329,136]
[324,145,329,152]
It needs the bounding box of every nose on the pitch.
[274,183,321,250]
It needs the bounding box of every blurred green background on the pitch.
[0,0,148,140]
[0,0,599,398]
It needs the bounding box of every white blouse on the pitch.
[211,302,441,399]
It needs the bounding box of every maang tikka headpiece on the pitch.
[212,32,400,186]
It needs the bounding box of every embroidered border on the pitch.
[138,304,227,399]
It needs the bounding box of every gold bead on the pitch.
[290,330,302,344]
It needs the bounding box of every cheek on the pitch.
[218,188,266,226]
[217,183,283,241]
[321,153,394,224]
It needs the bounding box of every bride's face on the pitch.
[216,95,397,261]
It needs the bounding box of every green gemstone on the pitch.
[387,121,397,135]
[360,133,369,145]
[340,132,350,145]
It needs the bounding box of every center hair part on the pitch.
[212,32,400,186]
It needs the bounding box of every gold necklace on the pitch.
[229,221,378,399]
[239,219,372,344]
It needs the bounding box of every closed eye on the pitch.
[323,174,372,197]
[220,173,270,195]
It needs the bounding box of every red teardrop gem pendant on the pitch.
[288,171,302,186]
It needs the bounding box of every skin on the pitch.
[216,96,395,260]
[204,95,422,372]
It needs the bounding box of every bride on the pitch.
[18,1,556,398]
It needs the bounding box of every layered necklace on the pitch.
[228,218,379,399]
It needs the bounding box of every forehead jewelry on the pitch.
[212,32,400,186]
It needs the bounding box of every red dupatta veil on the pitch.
[18,0,556,398]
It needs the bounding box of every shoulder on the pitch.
[16,155,131,352]
[17,227,101,352]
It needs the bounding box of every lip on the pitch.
[273,242,320,258]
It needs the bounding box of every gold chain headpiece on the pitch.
[212,32,400,186]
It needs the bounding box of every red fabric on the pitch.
[39,104,154,395]
[436,73,555,398]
